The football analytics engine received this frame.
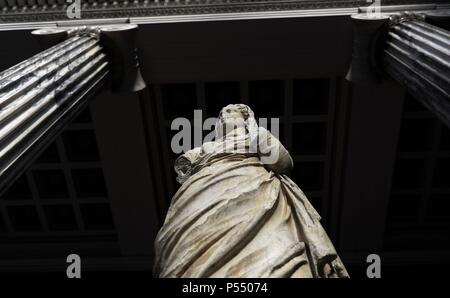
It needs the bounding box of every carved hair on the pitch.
[218,104,249,121]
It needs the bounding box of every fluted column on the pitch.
[383,13,450,127]
[346,11,450,127]
[0,24,145,194]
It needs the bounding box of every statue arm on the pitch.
[256,127,293,175]
[174,147,202,184]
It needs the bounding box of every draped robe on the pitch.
[154,128,348,278]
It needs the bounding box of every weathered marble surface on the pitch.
[154,104,348,278]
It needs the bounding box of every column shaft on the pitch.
[0,33,109,193]
[383,19,450,126]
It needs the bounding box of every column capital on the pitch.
[32,23,146,93]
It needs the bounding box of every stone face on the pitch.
[154,104,348,278]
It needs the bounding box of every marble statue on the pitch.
[154,104,348,278]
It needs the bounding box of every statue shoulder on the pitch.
[201,141,220,154]
[176,146,202,164]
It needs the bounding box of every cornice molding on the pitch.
[0,0,444,23]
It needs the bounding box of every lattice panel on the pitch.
[0,107,115,238]
[385,92,450,250]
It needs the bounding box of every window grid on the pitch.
[0,108,115,238]
[385,93,450,249]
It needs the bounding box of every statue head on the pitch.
[215,104,258,140]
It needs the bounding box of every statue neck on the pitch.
[223,126,247,139]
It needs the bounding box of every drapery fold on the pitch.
[154,150,348,278]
